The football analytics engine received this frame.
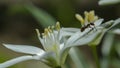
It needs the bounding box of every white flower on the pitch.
[62,10,120,46]
[0,22,98,68]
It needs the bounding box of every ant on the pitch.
[80,23,95,32]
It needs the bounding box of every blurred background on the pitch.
[0,0,120,68]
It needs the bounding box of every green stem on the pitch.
[91,46,100,68]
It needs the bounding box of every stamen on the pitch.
[84,11,89,23]
[35,29,40,37]
[44,28,49,36]
[75,14,84,26]
[88,10,95,22]
[48,26,52,33]
[56,21,61,31]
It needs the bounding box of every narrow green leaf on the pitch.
[25,4,56,27]
[115,42,120,57]
[102,33,115,56]
[69,47,88,68]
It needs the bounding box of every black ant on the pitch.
[80,23,95,32]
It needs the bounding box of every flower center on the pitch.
[36,22,61,52]
[75,10,99,32]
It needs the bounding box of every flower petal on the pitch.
[0,55,35,68]
[58,28,79,40]
[94,19,104,26]
[61,28,80,33]
[111,29,120,35]
[101,18,120,30]
[65,28,91,46]
[108,18,120,29]
[66,30,102,48]
[99,0,120,5]
[100,20,114,29]
[3,44,45,55]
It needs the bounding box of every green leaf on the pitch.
[102,33,115,56]
[60,48,70,65]
[69,47,88,68]
[101,33,115,68]
[115,42,120,57]
[25,4,56,27]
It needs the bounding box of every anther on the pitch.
[44,28,49,36]
[35,29,40,37]
[75,14,84,26]
[56,21,60,30]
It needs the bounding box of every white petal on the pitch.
[61,27,79,32]
[101,18,120,30]
[99,0,120,5]
[61,30,76,36]
[74,31,101,46]
[112,29,120,34]
[0,55,36,68]
[94,19,104,27]
[65,31,81,46]
[66,30,102,48]
[3,44,45,55]
[109,18,120,29]
[59,28,80,42]
[59,30,76,41]
[60,43,65,50]
[100,20,114,29]
[65,28,91,46]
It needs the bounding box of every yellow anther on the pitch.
[84,11,89,23]
[35,29,40,37]
[48,26,52,33]
[87,10,98,23]
[48,26,51,31]
[75,14,84,25]
[44,28,49,36]
[56,21,61,30]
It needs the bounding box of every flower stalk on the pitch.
[91,46,100,68]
